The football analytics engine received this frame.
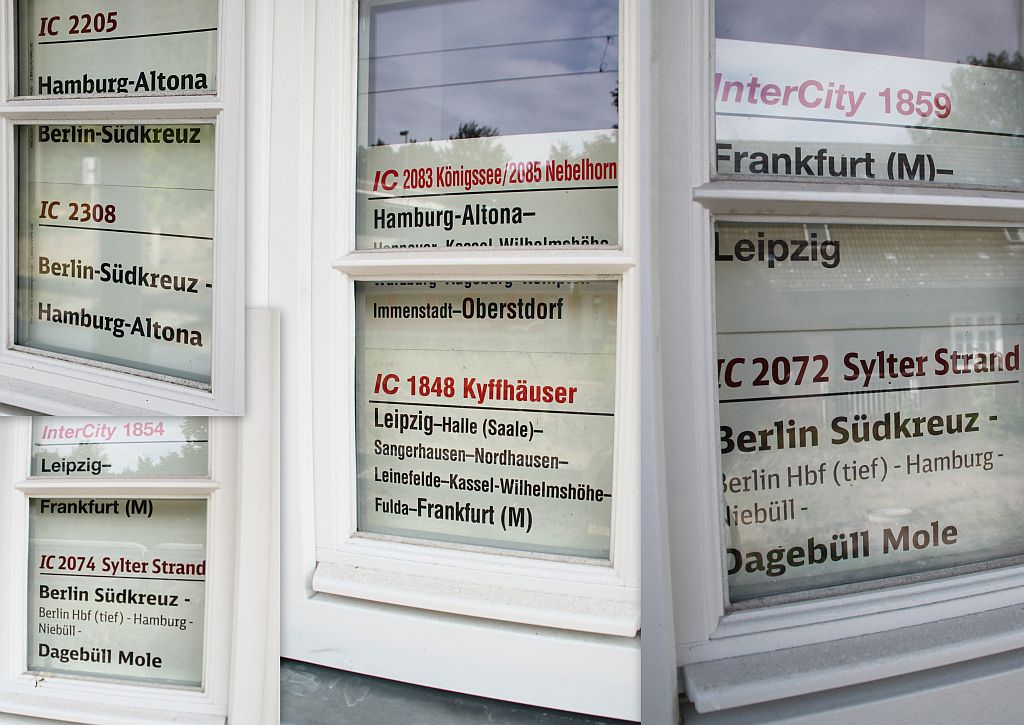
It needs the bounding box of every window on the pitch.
[307,0,638,636]
[355,280,618,559]
[657,0,1024,715]
[0,0,245,415]
[28,497,208,688]
[0,416,242,722]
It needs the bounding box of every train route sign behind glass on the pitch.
[716,39,1024,188]
[715,223,1024,600]
[17,0,218,97]
[356,280,618,558]
[31,417,209,478]
[356,131,618,250]
[28,498,207,687]
[16,124,215,384]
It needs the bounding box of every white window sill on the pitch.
[312,555,640,637]
[0,376,158,415]
[683,603,1024,713]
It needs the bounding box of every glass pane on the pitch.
[28,498,207,688]
[15,124,215,385]
[715,222,1024,600]
[355,280,617,558]
[30,418,209,477]
[16,0,218,97]
[714,1,1024,188]
[355,0,619,250]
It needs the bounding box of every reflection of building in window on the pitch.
[951,312,1004,356]
[803,223,831,243]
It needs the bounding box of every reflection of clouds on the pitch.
[364,0,618,143]
[716,0,1020,65]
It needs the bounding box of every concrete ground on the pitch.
[281,659,637,725]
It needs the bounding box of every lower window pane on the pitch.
[15,124,215,385]
[716,222,1024,600]
[355,280,617,559]
[28,498,207,687]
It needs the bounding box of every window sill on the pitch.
[0,375,159,415]
[312,554,640,637]
[694,179,1024,222]
[683,602,1024,713]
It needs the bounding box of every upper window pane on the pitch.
[355,0,619,250]
[16,0,218,97]
[714,1,1024,188]
[30,417,210,477]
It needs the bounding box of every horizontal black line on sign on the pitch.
[720,379,1018,404]
[38,571,204,583]
[716,111,1024,140]
[39,223,213,240]
[38,27,217,45]
[34,439,210,447]
[368,184,616,201]
[368,399,614,417]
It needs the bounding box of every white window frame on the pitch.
[281,0,641,718]
[0,418,229,724]
[656,0,1024,715]
[314,0,639,635]
[0,0,245,416]
[0,311,277,725]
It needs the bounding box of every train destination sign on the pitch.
[355,281,617,558]
[17,0,218,97]
[31,417,210,478]
[356,131,618,250]
[15,124,215,384]
[715,222,1024,600]
[28,498,207,687]
[716,39,1024,188]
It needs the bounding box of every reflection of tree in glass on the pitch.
[449,121,500,139]
[125,418,209,476]
[547,133,617,163]
[968,51,1024,72]
[359,120,511,179]
[950,52,1024,134]
[908,51,1024,186]
[32,443,110,474]
[910,53,1024,141]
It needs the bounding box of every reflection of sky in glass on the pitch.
[361,0,618,144]
[716,0,1021,65]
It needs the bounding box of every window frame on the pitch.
[0,0,245,416]
[659,0,1024,714]
[305,0,641,636]
[0,416,238,723]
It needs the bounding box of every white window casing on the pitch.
[0,0,246,416]
[0,309,277,725]
[653,0,1024,716]
[281,0,641,718]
